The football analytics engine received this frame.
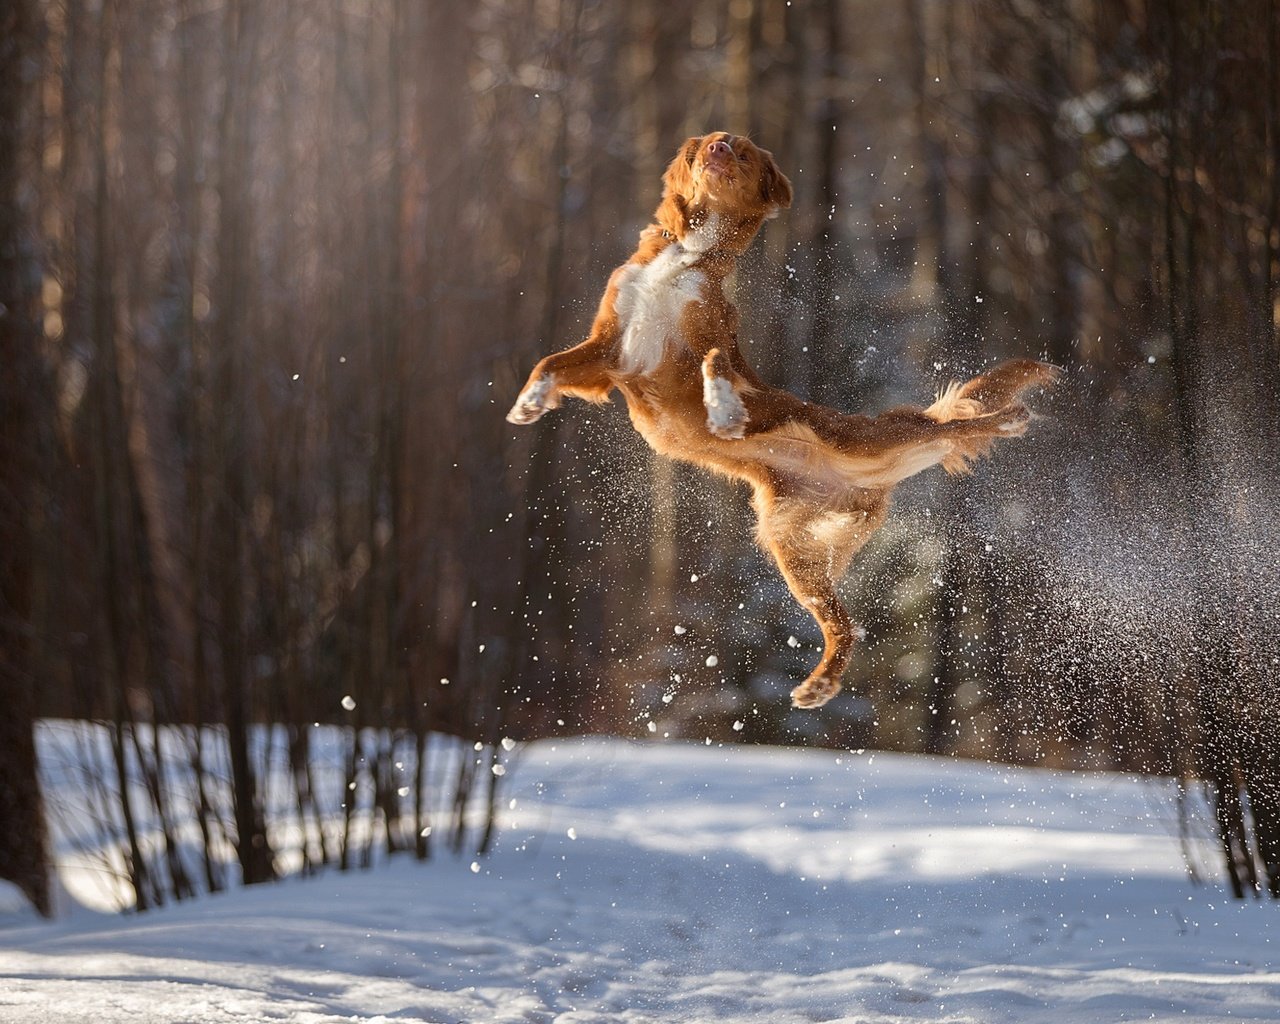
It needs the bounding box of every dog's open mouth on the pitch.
[700,162,736,186]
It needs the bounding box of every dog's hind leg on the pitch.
[753,487,886,708]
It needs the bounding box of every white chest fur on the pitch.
[614,244,706,376]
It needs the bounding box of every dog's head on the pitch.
[657,132,793,250]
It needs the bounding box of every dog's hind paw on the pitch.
[791,676,841,709]
[994,403,1032,435]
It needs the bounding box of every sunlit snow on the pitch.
[1,738,1276,1023]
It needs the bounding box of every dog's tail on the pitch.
[926,359,1060,422]
[924,359,1060,473]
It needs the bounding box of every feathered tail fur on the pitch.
[924,359,1060,474]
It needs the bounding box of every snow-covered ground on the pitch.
[2,737,1278,1023]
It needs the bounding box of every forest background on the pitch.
[2,0,1278,914]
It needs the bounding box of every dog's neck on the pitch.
[680,210,726,254]
[655,194,762,267]
[658,207,758,275]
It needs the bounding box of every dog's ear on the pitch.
[759,149,793,214]
[657,136,702,238]
[663,136,703,200]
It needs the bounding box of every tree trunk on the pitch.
[211,0,273,887]
[0,1,54,918]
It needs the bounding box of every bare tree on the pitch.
[0,0,55,919]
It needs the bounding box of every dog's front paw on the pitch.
[705,387,748,439]
[506,376,557,425]
[791,676,841,709]
[702,351,748,440]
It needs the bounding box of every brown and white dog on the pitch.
[508,132,1057,709]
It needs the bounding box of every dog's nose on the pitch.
[706,139,733,160]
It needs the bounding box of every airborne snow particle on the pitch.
[491,764,506,777]
[705,655,719,668]
[470,862,480,873]
[340,695,356,711]
[501,737,516,751]
[567,828,577,840]
[674,625,687,635]
[732,720,744,731]
[690,573,699,582]
[787,635,800,648]
[420,826,432,837]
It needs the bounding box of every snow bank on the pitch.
[1,738,1277,1023]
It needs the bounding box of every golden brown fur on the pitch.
[508,132,1058,709]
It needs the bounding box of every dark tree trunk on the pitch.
[211,0,273,887]
[0,0,55,921]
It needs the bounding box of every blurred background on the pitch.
[2,0,1278,912]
